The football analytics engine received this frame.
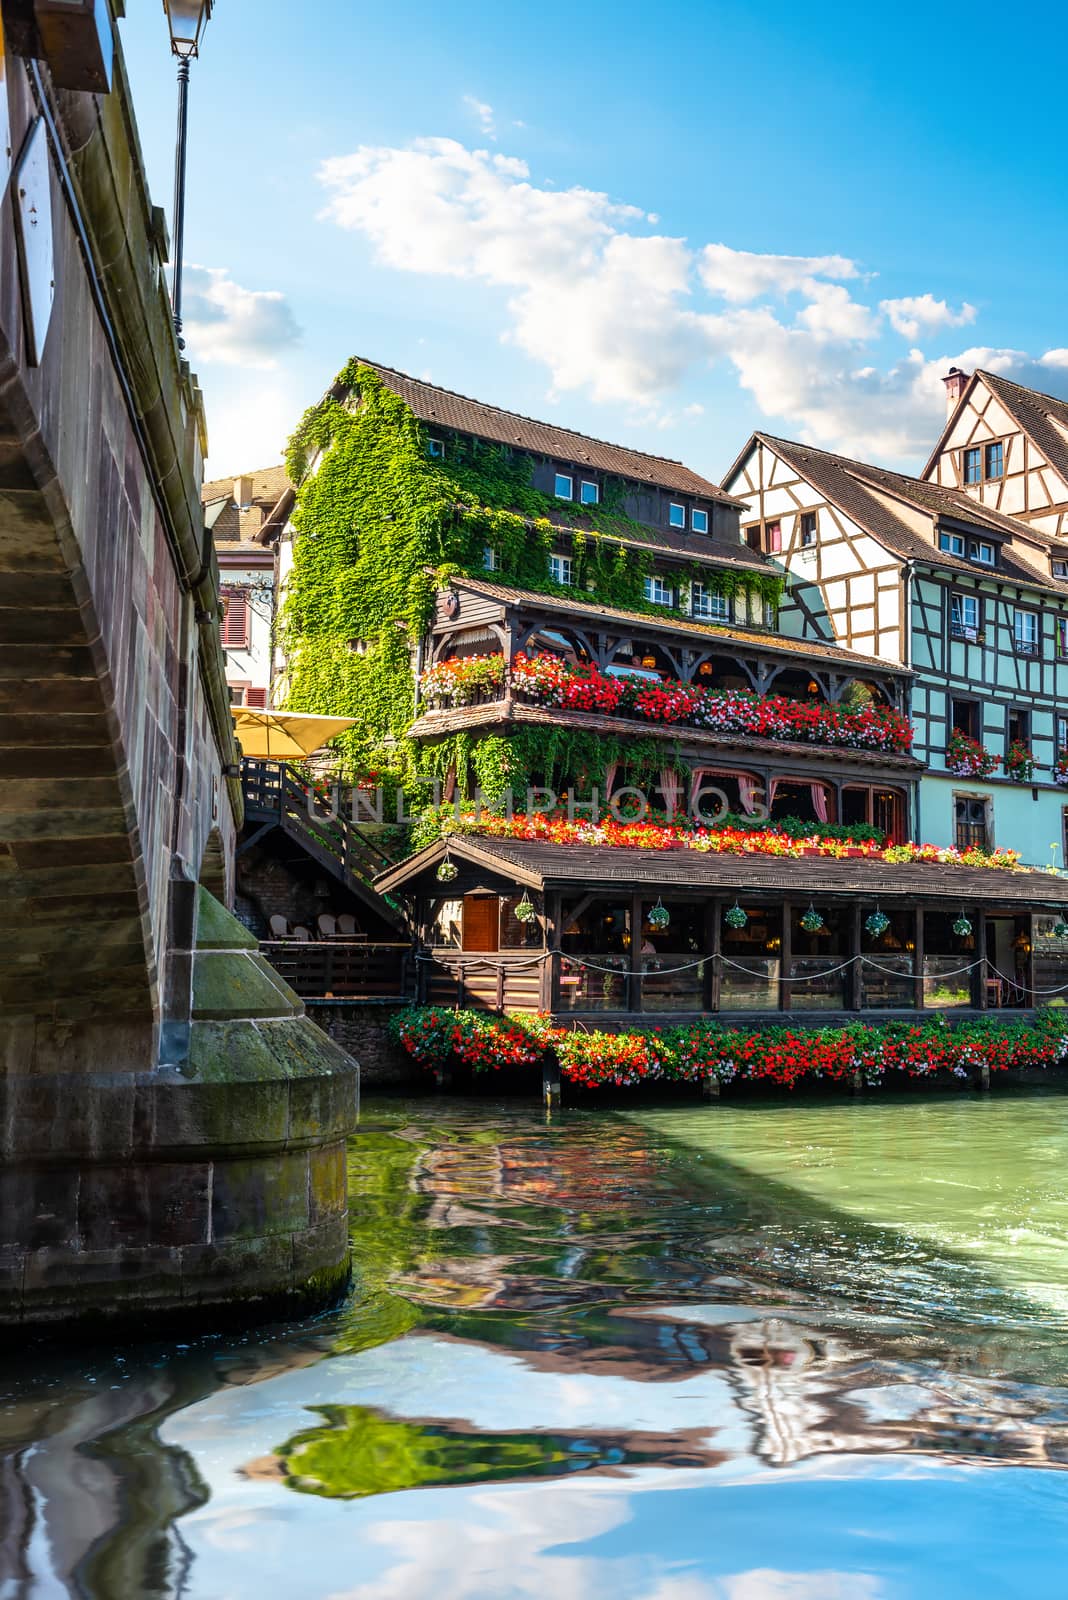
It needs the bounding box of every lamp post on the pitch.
[163,2,214,351]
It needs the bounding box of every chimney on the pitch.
[942,367,969,415]
[234,475,254,508]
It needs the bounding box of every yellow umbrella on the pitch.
[231,708,357,759]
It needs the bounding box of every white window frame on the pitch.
[939,532,966,557]
[643,574,675,607]
[1053,560,1068,579]
[668,502,686,529]
[970,540,995,566]
[950,593,979,638]
[1014,608,1039,654]
[483,545,498,572]
[691,508,709,534]
[548,553,573,586]
[427,437,445,459]
[580,480,599,506]
[554,473,574,500]
[691,581,730,622]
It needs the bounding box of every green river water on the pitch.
[4,1087,1068,1598]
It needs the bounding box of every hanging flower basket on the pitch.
[724,903,748,930]
[953,914,973,938]
[865,909,890,938]
[514,892,537,924]
[1054,919,1068,940]
[436,858,458,883]
[799,905,825,934]
[647,899,670,931]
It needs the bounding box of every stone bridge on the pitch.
[0,4,357,1327]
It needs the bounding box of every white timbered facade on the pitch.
[724,426,1068,866]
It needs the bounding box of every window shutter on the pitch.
[246,686,268,709]
[221,590,249,649]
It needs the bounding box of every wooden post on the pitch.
[706,899,720,1013]
[975,909,988,1010]
[781,900,793,1013]
[850,901,863,1013]
[913,904,925,1013]
[543,1056,561,1109]
[630,891,643,1013]
[543,891,560,1014]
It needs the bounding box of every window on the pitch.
[644,574,675,607]
[1007,707,1031,748]
[963,447,982,485]
[1014,609,1039,655]
[669,503,686,528]
[766,520,782,554]
[1053,560,1068,579]
[483,545,498,572]
[800,512,817,548]
[580,480,599,505]
[691,581,730,621]
[985,441,1004,479]
[939,531,966,557]
[548,553,573,586]
[955,796,990,852]
[691,508,709,534]
[1059,619,1068,658]
[950,697,980,741]
[744,524,762,551]
[1059,715,1068,752]
[427,437,445,459]
[969,540,995,566]
[763,598,777,628]
[950,593,980,638]
[554,473,573,499]
[220,589,249,650]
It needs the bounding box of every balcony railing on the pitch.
[260,940,411,1000]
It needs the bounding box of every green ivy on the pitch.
[279,361,781,793]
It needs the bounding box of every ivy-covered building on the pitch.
[277,361,916,835]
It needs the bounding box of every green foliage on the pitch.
[279,361,781,792]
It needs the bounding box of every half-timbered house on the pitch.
[722,431,1068,868]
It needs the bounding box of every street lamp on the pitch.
[163,1,214,350]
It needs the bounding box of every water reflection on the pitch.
[5,1094,1068,1597]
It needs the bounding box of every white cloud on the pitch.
[880,292,977,340]
[463,95,496,137]
[183,265,301,369]
[316,136,1068,464]
[203,380,292,478]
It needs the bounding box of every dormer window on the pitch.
[1052,559,1068,579]
[939,532,965,557]
[554,473,574,500]
[580,480,599,505]
[691,508,709,534]
[969,540,995,566]
[669,503,686,528]
[427,438,445,459]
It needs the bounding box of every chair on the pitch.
[291,925,312,942]
[336,913,358,937]
[268,914,289,939]
[317,913,337,938]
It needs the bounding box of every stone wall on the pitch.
[307,1002,421,1088]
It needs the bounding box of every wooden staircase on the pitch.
[240,760,406,932]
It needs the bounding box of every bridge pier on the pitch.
[0,889,358,1327]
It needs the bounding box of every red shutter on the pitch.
[221,590,249,649]
[767,521,782,553]
[246,687,268,709]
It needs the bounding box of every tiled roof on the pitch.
[377,833,1064,904]
[448,574,910,674]
[540,506,774,572]
[752,434,1068,595]
[352,360,745,505]
[202,464,293,545]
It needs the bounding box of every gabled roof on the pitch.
[202,464,294,546]
[923,368,1068,497]
[351,359,745,506]
[376,832,1063,904]
[445,574,911,674]
[735,433,1067,596]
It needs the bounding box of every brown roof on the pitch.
[447,574,911,674]
[745,433,1068,596]
[202,464,294,545]
[376,833,1064,905]
[351,360,745,505]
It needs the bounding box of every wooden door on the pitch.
[462,896,500,951]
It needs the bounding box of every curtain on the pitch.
[737,774,760,816]
[660,767,682,820]
[603,761,618,802]
[811,783,829,823]
[690,767,760,817]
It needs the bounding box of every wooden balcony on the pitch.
[260,940,412,1000]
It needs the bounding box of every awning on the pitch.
[231,708,357,759]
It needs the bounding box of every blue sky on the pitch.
[119,0,1068,483]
